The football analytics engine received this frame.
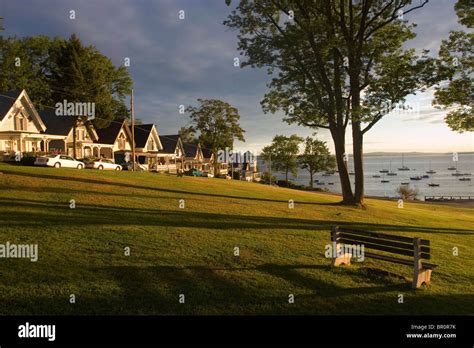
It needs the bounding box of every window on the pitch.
[14,114,27,131]
[147,138,155,151]
[118,133,126,150]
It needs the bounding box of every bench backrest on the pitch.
[331,226,431,260]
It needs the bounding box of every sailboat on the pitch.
[387,161,397,176]
[398,153,410,171]
[381,174,390,183]
[426,161,436,174]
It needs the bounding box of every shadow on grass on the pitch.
[0,197,472,236]
[2,169,342,206]
[2,263,473,315]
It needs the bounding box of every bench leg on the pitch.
[333,253,352,266]
[412,268,432,289]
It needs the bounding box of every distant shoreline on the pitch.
[362,152,473,157]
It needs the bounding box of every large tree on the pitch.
[186,99,245,176]
[0,35,61,106]
[433,0,473,133]
[0,34,132,129]
[225,0,436,205]
[261,134,303,184]
[299,136,335,188]
[50,34,132,129]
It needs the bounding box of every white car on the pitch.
[86,159,122,171]
[34,155,85,169]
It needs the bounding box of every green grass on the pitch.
[0,162,473,315]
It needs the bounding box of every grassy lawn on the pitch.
[0,162,473,315]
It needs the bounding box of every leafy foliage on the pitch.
[433,0,473,133]
[299,136,335,187]
[186,99,245,175]
[0,34,132,127]
[261,134,303,183]
[224,0,436,204]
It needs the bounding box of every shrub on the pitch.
[260,172,277,184]
[396,185,419,200]
[20,156,37,166]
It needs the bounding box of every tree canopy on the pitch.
[433,0,473,133]
[261,134,303,183]
[186,99,245,175]
[225,0,436,205]
[299,136,335,188]
[0,34,132,128]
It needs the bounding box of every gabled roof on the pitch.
[183,142,200,158]
[0,90,22,121]
[159,134,181,154]
[96,119,130,145]
[39,108,76,136]
[1,89,47,132]
[133,124,154,148]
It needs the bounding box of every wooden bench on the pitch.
[330,226,438,289]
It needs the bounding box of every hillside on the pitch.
[0,162,472,315]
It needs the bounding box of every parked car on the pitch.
[120,162,147,171]
[34,154,85,169]
[185,168,202,177]
[201,171,214,178]
[86,159,122,171]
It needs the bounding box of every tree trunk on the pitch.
[350,77,365,206]
[309,170,313,188]
[285,168,288,184]
[213,150,219,177]
[352,123,364,205]
[330,127,354,204]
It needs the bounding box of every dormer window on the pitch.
[14,113,27,131]
[118,133,126,150]
[147,138,155,151]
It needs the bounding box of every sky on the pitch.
[1,0,472,154]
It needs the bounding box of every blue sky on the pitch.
[1,0,472,153]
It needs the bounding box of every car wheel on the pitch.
[54,162,61,168]
[98,165,104,170]
[77,164,83,169]
[115,166,121,171]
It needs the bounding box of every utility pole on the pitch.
[269,154,272,186]
[131,89,136,171]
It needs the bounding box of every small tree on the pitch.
[396,185,419,200]
[261,134,303,184]
[186,99,245,176]
[299,136,336,188]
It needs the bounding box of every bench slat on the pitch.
[336,227,430,246]
[333,232,430,253]
[335,237,431,260]
[365,252,438,270]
